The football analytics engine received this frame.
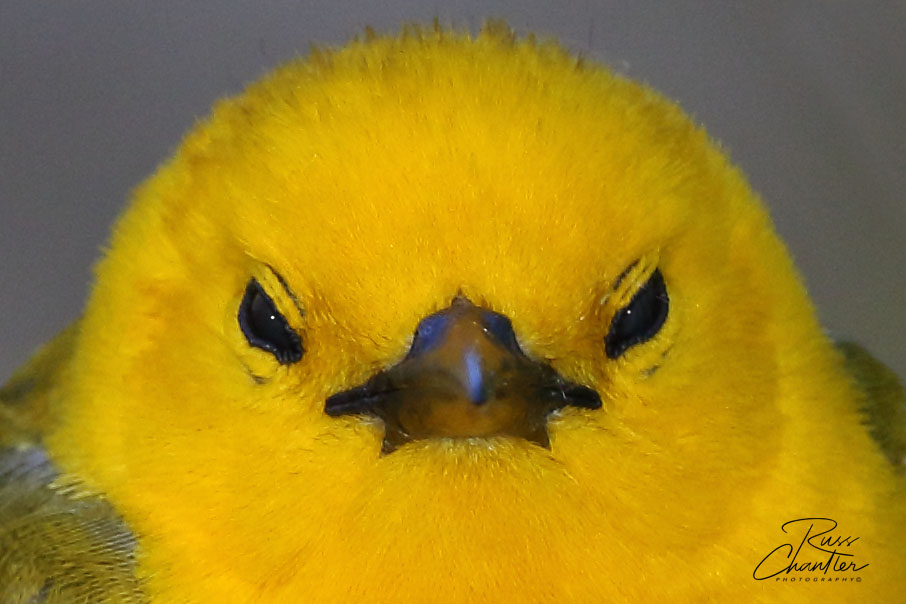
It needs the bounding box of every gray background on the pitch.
[1,2,904,383]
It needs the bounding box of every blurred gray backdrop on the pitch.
[1,2,904,382]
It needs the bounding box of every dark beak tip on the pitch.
[324,396,358,417]
[574,388,603,410]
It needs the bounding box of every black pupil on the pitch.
[239,279,303,364]
[605,268,669,359]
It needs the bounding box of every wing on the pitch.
[0,324,145,603]
[837,341,906,474]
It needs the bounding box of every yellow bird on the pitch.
[2,24,904,603]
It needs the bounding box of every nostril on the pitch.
[481,311,521,352]
[408,312,451,357]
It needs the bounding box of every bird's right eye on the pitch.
[238,279,304,364]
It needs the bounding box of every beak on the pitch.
[325,296,601,453]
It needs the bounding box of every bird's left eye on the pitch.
[605,268,669,359]
[238,279,304,364]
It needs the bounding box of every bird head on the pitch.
[50,25,825,601]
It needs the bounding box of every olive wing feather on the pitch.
[0,324,145,603]
[837,341,906,474]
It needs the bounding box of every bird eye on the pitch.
[238,279,303,364]
[605,269,669,359]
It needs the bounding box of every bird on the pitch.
[1,23,904,603]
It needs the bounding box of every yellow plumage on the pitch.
[2,24,904,602]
